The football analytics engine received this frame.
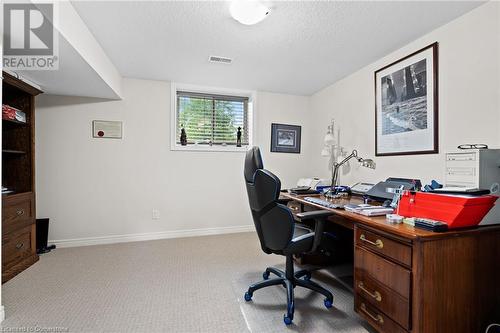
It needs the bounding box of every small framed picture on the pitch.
[375,42,438,156]
[92,120,123,139]
[271,123,301,154]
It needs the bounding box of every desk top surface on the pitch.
[281,192,500,240]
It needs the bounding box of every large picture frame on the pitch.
[270,123,301,154]
[375,42,439,156]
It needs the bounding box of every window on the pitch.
[172,86,253,151]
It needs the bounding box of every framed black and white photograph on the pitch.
[375,42,438,156]
[271,123,301,153]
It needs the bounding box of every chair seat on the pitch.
[285,225,315,255]
[293,224,312,238]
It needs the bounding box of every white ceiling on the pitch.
[12,1,122,99]
[68,1,483,96]
[18,36,120,99]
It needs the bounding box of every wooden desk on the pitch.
[282,193,500,333]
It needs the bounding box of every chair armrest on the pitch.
[296,210,333,252]
[277,198,293,205]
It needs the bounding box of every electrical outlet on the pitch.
[152,209,160,220]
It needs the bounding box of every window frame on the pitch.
[170,83,256,152]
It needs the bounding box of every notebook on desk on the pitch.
[344,203,394,216]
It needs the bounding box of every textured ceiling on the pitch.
[71,1,484,96]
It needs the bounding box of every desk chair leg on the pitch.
[245,277,285,301]
[284,279,294,325]
[294,269,311,281]
[295,278,333,307]
[244,256,332,325]
[264,267,285,280]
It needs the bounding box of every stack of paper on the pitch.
[344,204,394,216]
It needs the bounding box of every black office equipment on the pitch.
[366,177,421,201]
[429,188,491,196]
[243,147,334,325]
[414,218,449,232]
[36,218,56,254]
[288,186,320,195]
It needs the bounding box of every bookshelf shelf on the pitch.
[2,71,42,283]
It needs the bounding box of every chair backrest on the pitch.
[244,147,295,254]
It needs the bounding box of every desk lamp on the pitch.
[321,119,337,158]
[325,149,376,198]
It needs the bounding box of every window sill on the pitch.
[170,144,249,153]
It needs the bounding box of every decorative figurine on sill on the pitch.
[180,124,187,146]
[237,126,242,147]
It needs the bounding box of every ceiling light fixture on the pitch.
[230,0,270,25]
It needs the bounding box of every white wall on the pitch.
[35,79,312,244]
[36,2,500,245]
[310,2,500,186]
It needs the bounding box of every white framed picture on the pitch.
[92,120,123,139]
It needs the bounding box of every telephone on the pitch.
[351,182,375,196]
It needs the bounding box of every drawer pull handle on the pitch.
[16,209,25,216]
[358,282,382,302]
[360,303,384,325]
[15,243,24,250]
[360,234,383,249]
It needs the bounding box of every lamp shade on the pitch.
[360,159,376,169]
[324,133,336,145]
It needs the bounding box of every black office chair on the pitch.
[243,146,334,325]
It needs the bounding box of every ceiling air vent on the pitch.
[208,55,232,64]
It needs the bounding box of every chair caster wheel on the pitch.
[324,298,333,309]
[283,314,293,325]
[244,292,252,302]
[263,271,270,280]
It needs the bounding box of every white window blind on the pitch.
[176,91,249,146]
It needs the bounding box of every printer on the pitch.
[445,149,500,225]
[365,177,422,201]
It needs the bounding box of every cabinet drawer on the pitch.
[355,227,411,267]
[2,192,35,232]
[355,271,410,329]
[355,296,407,333]
[2,225,34,269]
[355,246,411,299]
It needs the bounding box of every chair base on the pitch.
[244,256,333,325]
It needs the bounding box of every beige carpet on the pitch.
[1,232,374,332]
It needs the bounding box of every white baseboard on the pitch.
[49,225,255,248]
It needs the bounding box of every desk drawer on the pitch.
[2,192,35,233]
[355,227,411,267]
[355,271,410,329]
[2,225,34,269]
[356,296,407,333]
[355,246,411,299]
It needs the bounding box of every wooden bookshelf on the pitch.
[2,71,42,282]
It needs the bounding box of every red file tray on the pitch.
[398,191,497,229]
